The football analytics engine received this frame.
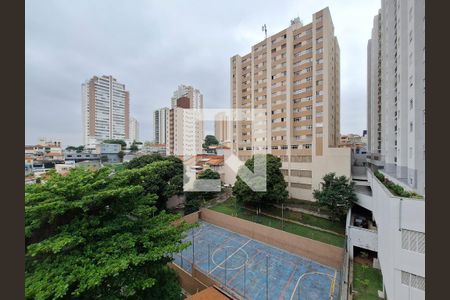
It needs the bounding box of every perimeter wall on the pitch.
[199,208,344,269]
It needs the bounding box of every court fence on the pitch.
[171,210,345,299]
[200,208,344,269]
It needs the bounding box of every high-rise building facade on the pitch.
[166,86,204,156]
[354,1,425,299]
[214,112,230,144]
[129,117,140,142]
[230,8,350,201]
[82,75,129,145]
[154,107,169,144]
[367,0,425,195]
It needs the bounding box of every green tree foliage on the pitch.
[65,145,85,153]
[101,155,108,163]
[118,151,125,162]
[129,144,139,152]
[103,139,127,150]
[232,154,288,209]
[313,172,356,222]
[202,135,219,149]
[125,154,165,169]
[25,165,192,300]
[125,154,184,210]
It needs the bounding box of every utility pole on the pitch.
[262,24,267,39]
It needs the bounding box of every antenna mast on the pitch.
[262,24,267,38]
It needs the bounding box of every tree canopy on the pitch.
[66,145,84,153]
[202,135,219,149]
[25,164,192,300]
[125,154,184,209]
[232,154,288,208]
[313,172,356,222]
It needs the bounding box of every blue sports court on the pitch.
[173,221,340,300]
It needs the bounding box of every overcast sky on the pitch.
[26,0,380,146]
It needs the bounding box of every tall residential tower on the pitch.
[82,75,129,145]
[166,85,204,156]
[154,107,169,145]
[230,8,350,201]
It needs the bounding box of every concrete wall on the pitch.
[200,208,344,269]
[347,226,378,257]
[169,263,209,295]
[354,190,373,211]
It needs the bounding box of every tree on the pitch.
[25,165,192,300]
[65,145,84,153]
[103,139,127,150]
[313,172,356,222]
[202,135,219,149]
[101,155,108,163]
[118,151,125,162]
[125,154,184,210]
[129,144,139,152]
[232,154,288,210]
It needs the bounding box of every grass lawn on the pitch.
[210,198,345,248]
[262,205,345,235]
[353,262,383,299]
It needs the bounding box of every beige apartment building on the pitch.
[230,8,350,201]
[214,112,230,144]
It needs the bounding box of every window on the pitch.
[271,145,279,150]
[303,144,312,149]
[401,271,425,291]
[410,98,413,110]
[291,170,312,178]
[291,182,312,189]
[410,122,413,132]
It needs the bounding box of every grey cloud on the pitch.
[26,0,380,146]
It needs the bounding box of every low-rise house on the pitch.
[96,143,122,163]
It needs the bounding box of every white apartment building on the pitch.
[129,117,140,142]
[82,75,130,145]
[348,1,425,299]
[367,0,425,195]
[230,8,350,201]
[154,107,169,145]
[166,85,204,157]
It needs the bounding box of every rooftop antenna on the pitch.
[262,24,267,38]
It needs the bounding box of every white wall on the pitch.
[367,168,425,300]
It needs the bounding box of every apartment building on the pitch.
[82,75,130,145]
[166,86,204,156]
[214,112,230,144]
[367,0,425,195]
[170,84,203,109]
[348,1,425,299]
[154,107,169,145]
[230,8,350,201]
[129,117,140,142]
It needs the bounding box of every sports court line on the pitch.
[329,270,337,299]
[289,271,334,300]
[208,239,252,275]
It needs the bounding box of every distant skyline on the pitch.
[26,0,380,146]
